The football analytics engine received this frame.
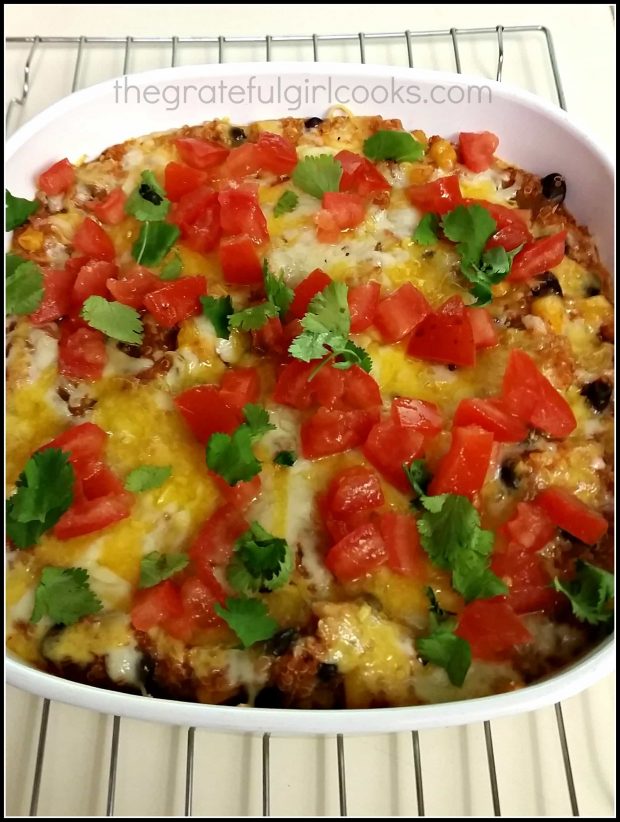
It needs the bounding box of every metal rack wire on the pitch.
[4,25,606,817]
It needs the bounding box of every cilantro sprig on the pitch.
[81,295,143,344]
[139,551,189,589]
[416,591,472,687]
[132,221,180,266]
[124,465,172,493]
[214,596,279,648]
[412,213,440,246]
[291,154,342,199]
[404,459,431,508]
[201,295,234,338]
[31,567,102,626]
[6,449,75,549]
[6,189,39,231]
[227,522,293,595]
[6,254,44,315]
[553,561,614,625]
[288,281,372,375]
[160,252,183,281]
[206,404,275,486]
[363,130,425,163]
[229,261,293,332]
[125,170,170,222]
[273,190,299,217]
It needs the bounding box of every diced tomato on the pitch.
[41,422,107,474]
[179,574,226,628]
[461,199,529,232]
[252,316,287,355]
[58,326,107,382]
[458,131,499,172]
[189,504,248,574]
[64,256,91,277]
[164,162,208,201]
[273,361,315,409]
[106,265,160,309]
[80,464,125,499]
[407,295,476,367]
[491,547,559,614]
[218,234,264,285]
[29,267,75,324]
[54,492,132,540]
[144,276,206,327]
[168,185,221,253]
[362,420,425,492]
[73,218,116,262]
[325,522,388,582]
[508,231,568,282]
[37,158,75,196]
[174,384,243,444]
[502,502,557,553]
[534,487,608,545]
[335,149,391,199]
[220,143,262,178]
[315,192,366,242]
[323,508,377,545]
[453,398,527,443]
[220,367,260,406]
[486,222,532,252]
[456,599,531,660]
[218,187,269,245]
[175,137,230,170]
[374,283,432,343]
[468,307,498,349]
[87,188,127,225]
[406,175,462,214]
[131,580,183,632]
[502,350,576,438]
[311,363,346,409]
[288,269,332,319]
[327,466,384,516]
[428,425,494,498]
[70,260,118,310]
[301,408,376,459]
[348,281,381,332]
[342,366,382,410]
[390,397,443,437]
[255,132,298,175]
[379,511,426,577]
[210,472,262,510]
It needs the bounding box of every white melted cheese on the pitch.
[27,329,59,381]
[103,342,153,377]
[286,468,333,596]
[8,589,35,623]
[105,644,142,686]
[141,504,192,555]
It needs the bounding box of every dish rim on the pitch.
[5,60,615,733]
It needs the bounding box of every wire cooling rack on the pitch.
[4,26,615,818]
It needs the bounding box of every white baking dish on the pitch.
[5,62,614,734]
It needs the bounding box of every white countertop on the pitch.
[5,3,616,817]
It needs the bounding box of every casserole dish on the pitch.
[5,62,614,734]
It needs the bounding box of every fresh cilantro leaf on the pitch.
[289,330,335,363]
[243,404,276,438]
[6,449,74,549]
[124,465,172,493]
[404,459,432,506]
[292,154,342,199]
[6,258,44,315]
[160,252,183,281]
[417,493,507,602]
[413,213,439,246]
[6,252,27,277]
[467,245,523,305]
[274,450,296,467]
[201,295,234,338]
[417,622,471,687]
[6,190,39,231]
[302,281,350,337]
[553,561,614,625]
[125,170,170,222]
[132,221,180,266]
[229,300,279,331]
[263,260,294,316]
[31,566,102,626]
[139,551,189,588]
[442,204,496,268]
[363,130,425,163]
[273,190,299,217]
[227,522,292,595]
[81,295,143,344]
[426,586,453,619]
[214,596,279,648]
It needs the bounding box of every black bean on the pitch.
[500,459,521,489]
[229,126,246,145]
[317,662,339,682]
[585,278,602,297]
[138,183,163,206]
[531,272,563,298]
[266,628,299,657]
[580,379,612,413]
[540,172,567,204]
[304,116,324,129]
[254,687,286,708]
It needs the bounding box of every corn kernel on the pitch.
[408,164,434,185]
[428,137,457,171]
[17,228,44,252]
[531,295,566,334]
[578,295,613,333]
[412,129,428,147]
